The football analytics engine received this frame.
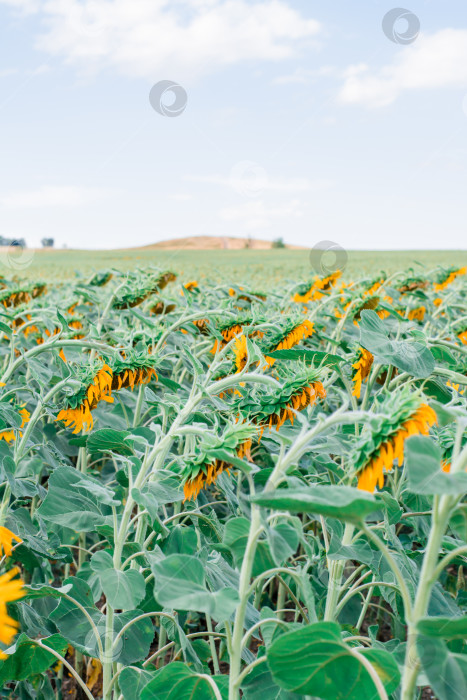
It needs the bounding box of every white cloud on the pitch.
[1,0,40,11]
[186,171,333,194]
[338,29,467,108]
[170,193,194,202]
[1,0,321,81]
[220,198,303,231]
[0,185,109,208]
[273,65,334,85]
[0,68,19,77]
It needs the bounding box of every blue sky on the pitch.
[1,0,467,250]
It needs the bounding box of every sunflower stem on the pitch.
[323,522,354,621]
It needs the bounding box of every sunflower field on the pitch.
[0,261,467,700]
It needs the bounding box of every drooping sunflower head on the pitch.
[114,268,175,308]
[457,326,467,346]
[0,567,24,656]
[434,266,467,292]
[56,360,114,434]
[361,275,386,299]
[110,351,159,391]
[292,271,341,303]
[405,306,426,322]
[232,334,249,372]
[352,296,380,322]
[181,421,258,500]
[398,275,429,294]
[261,318,314,366]
[354,390,437,492]
[0,402,31,444]
[351,346,374,399]
[155,271,177,290]
[89,270,114,287]
[0,288,32,309]
[0,527,22,558]
[437,424,467,473]
[209,314,260,353]
[233,364,327,431]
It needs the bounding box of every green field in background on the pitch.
[7,248,467,287]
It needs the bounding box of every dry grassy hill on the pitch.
[136,235,305,250]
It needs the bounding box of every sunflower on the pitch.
[264,320,314,367]
[210,316,259,354]
[0,567,24,657]
[151,302,177,315]
[353,296,380,323]
[56,363,113,434]
[446,381,465,395]
[114,270,176,308]
[351,348,374,398]
[0,406,30,443]
[0,528,22,558]
[156,271,177,290]
[363,278,385,297]
[356,399,437,492]
[398,277,429,294]
[111,365,157,391]
[0,430,15,444]
[229,286,267,303]
[293,271,341,303]
[408,306,426,322]
[233,334,249,372]
[0,289,31,309]
[182,424,257,501]
[183,459,232,501]
[0,528,21,558]
[234,367,327,433]
[434,267,467,292]
[181,281,198,295]
[89,271,113,287]
[260,381,325,430]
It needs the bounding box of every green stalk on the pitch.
[227,410,367,699]
[400,441,467,699]
[400,495,452,700]
[228,504,263,700]
[102,606,115,700]
[323,522,354,621]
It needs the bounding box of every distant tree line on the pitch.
[272,237,286,248]
[0,236,26,247]
[0,237,54,248]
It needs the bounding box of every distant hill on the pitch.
[135,236,306,250]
